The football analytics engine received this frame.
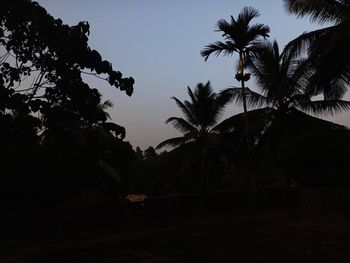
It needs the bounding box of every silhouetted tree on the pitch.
[157,82,231,149]
[220,40,350,119]
[157,81,232,191]
[217,40,350,186]
[201,7,269,132]
[0,0,134,136]
[217,40,350,147]
[0,0,134,209]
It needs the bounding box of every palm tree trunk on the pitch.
[239,51,249,129]
[238,51,250,151]
[238,51,255,189]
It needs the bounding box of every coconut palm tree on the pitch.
[217,40,350,186]
[201,7,270,130]
[156,81,233,191]
[221,40,350,118]
[217,40,350,166]
[284,0,350,99]
[157,81,231,150]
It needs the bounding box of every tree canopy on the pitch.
[156,81,232,150]
[284,0,350,99]
[0,0,135,209]
[0,0,134,139]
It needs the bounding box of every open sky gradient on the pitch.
[36,0,350,150]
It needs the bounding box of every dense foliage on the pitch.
[284,0,350,99]
[0,0,135,209]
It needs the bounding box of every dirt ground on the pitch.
[2,209,350,262]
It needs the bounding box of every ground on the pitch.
[2,209,350,262]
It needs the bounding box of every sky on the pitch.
[36,0,350,150]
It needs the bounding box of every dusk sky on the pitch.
[36,0,350,150]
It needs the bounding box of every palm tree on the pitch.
[284,0,350,100]
[217,40,350,185]
[156,81,232,191]
[157,81,231,150]
[222,40,350,119]
[201,7,270,131]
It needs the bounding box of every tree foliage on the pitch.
[222,40,350,118]
[217,40,350,186]
[156,82,235,192]
[157,81,231,150]
[0,0,134,137]
[201,7,269,61]
[284,0,350,99]
[201,7,270,155]
[0,0,135,209]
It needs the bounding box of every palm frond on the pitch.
[284,24,350,99]
[284,26,335,58]
[324,79,348,100]
[200,41,237,61]
[306,69,349,99]
[215,7,261,40]
[288,58,313,89]
[186,86,197,104]
[196,81,214,98]
[298,99,350,116]
[246,40,282,97]
[284,0,346,24]
[216,88,235,108]
[156,136,192,150]
[216,18,232,34]
[221,87,269,109]
[165,117,196,133]
[238,6,261,25]
[280,40,304,77]
[245,23,270,43]
[172,97,197,125]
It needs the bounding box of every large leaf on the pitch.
[165,117,196,134]
[156,136,192,150]
[284,0,346,24]
[298,99,350,116]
